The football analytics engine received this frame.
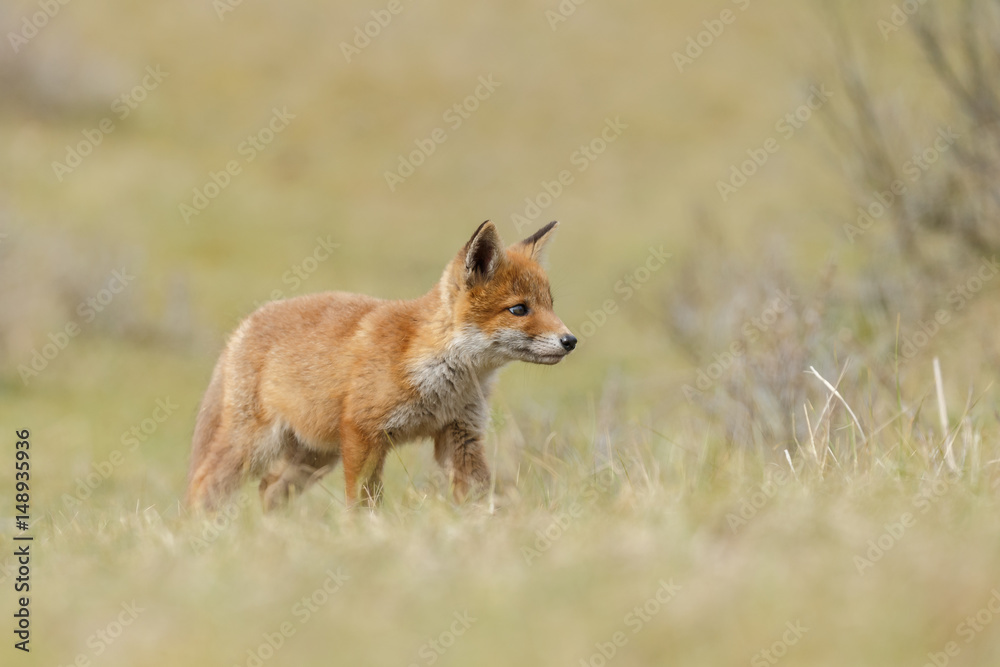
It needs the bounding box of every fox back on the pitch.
[186,220,576,511]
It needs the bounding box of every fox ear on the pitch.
[464,220,504,286]
[516,220,559,264]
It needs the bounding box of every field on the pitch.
[3,1,1000,665]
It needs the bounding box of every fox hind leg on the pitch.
[259,438,341,511]
[186,428,249,512]
[186,358,250,511]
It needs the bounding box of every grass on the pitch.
[19,424,1000,666]
[3,0,1000,665]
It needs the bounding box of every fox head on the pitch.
[442,220,577,367]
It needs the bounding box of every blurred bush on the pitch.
[658,2,1000,457]
[830,0,1000,268]
[0,5,124,117]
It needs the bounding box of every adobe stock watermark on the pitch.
[682,289,797,401]
[384,75,501,192]
[575,244,670,342]
[750,621,808,667]
[60,397,179,510]
[251,236,340,309]
[892,256,999,366]
[854,472,958,575]
[878,0,931,41]
[510,117,627,234]
[0,557,16,588]
[179,107,296,223]
[673,0,752,73]
[521,505,583,566]
[920,589,1000,667]
[522,466,619,566]
[339,0,414,62]
[17,268,135,386]
[579,579,682,667]
[843,127,959,243]
[718,85,833,202]
[405,611,477,667]
[235,568,350,667]
[385,467,455,523]
[56,601,144,667]
[213,0,247,21]
[189,491,253,554]
[725,468,792,533]
[51,65,169,182]
[7,0,73,54]
[544,0,590,31]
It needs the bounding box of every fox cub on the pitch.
[186,221,576,510]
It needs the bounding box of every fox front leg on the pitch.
[341,420,387,509]
[434,422,490,503]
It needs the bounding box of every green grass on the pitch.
[3,0,1000,665]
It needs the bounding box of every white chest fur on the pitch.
[385,329,500,438]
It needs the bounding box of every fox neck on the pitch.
[382,290,496,435]
[406,272,507,385]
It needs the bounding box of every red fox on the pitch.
[186,221,576,511]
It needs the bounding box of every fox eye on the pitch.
[507,304,529,317]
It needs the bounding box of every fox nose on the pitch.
[559,334,577,352]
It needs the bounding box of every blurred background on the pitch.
[3,0,1000,665]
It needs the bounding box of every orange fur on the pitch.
[186,221,576,511]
